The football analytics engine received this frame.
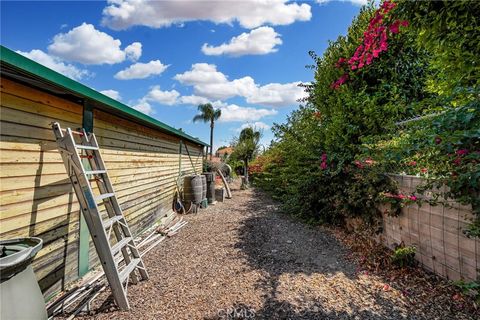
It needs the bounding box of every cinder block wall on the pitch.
[380,174,479,281]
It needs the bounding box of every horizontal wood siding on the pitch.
[0,78,83,298]
[0,77,204,299]
[93,110,202,236]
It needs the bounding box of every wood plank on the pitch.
[1,95,81,125]
[0,172,178,222]
[1,78,83,114]
[0,169,178,206]
[95,126,179,153]
[94,109,180,145]
[0,166,180,191]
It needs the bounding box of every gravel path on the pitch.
[83,181,476,320]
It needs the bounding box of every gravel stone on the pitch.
[75,181,478,320]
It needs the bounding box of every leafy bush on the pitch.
[251,0,479,235]
[455,280,480,304]
[391,245,416,268]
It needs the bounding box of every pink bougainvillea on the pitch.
[331,0,409,89]
[354,160,364,169]
[330,73,349,89]
[353,158,376,169]
[384,192,418,201]
[320,153,328,170]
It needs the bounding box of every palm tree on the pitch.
[193,103,221,159]
[233,127,261,188]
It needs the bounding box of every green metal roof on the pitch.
[0,45,208,147]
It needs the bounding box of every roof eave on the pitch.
[0,45,209,147]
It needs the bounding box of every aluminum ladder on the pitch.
[52,122,148,310]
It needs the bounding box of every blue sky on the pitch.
[1,0,364,149]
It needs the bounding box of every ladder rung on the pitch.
[120,258,141,283]
[75,144,98,150]
[60,128,84,136]
[85,170,106,175]
[103,215,124,229]
[95,193,115,202]
[111,237,132,255]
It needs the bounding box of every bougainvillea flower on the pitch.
[330,73,349,89]
[421,168,428,173]
[335,57,347,68]
[384,192,408,200]
[320,153,328,170]
[456,149,469,156]
[390,21,400,34]
[407,161,417,166]
[409,195,417,201]
[354,160,364,169]
[331,0,408,88]
[453,157,462,166]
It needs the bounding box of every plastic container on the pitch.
[0,237,47,320]
[200,175,207,202]
[203,172,216,204]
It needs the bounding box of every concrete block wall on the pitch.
[380,174,479,281]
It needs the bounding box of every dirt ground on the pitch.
[80,181,477,320]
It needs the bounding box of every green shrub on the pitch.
[253,0,479,236]
[455,280,480,304]
[391,245,416,268]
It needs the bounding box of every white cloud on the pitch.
[247,82,305,107]
[114,60,169,80]
[174,63,256,100]
[202,26,282,57]
[48,23,141,65]
[16,49,89,80]
[125,42,142,61]
[178,95,210,105]
[174,63,228,84]
[239,121,271,131]
[174,63,306,106]
[100,89,121,100]
[218,104,277,122]
[143,85,180,106]
[132,101,154,115]
[102,0,311,30]
[316,0,367,6]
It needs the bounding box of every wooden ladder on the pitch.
[52,122,148,310]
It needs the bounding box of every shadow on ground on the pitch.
[210,188,409,320]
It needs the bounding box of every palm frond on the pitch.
[213,109,222,120]
[193,114,209,123]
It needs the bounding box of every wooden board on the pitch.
[0,77,204,299]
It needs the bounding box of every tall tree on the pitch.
[193,103,221,159]
[232,127,261,188]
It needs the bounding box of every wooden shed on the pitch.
[0,46,208,299]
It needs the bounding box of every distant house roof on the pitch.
[0,45,208,147]
[216,147,234,156]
